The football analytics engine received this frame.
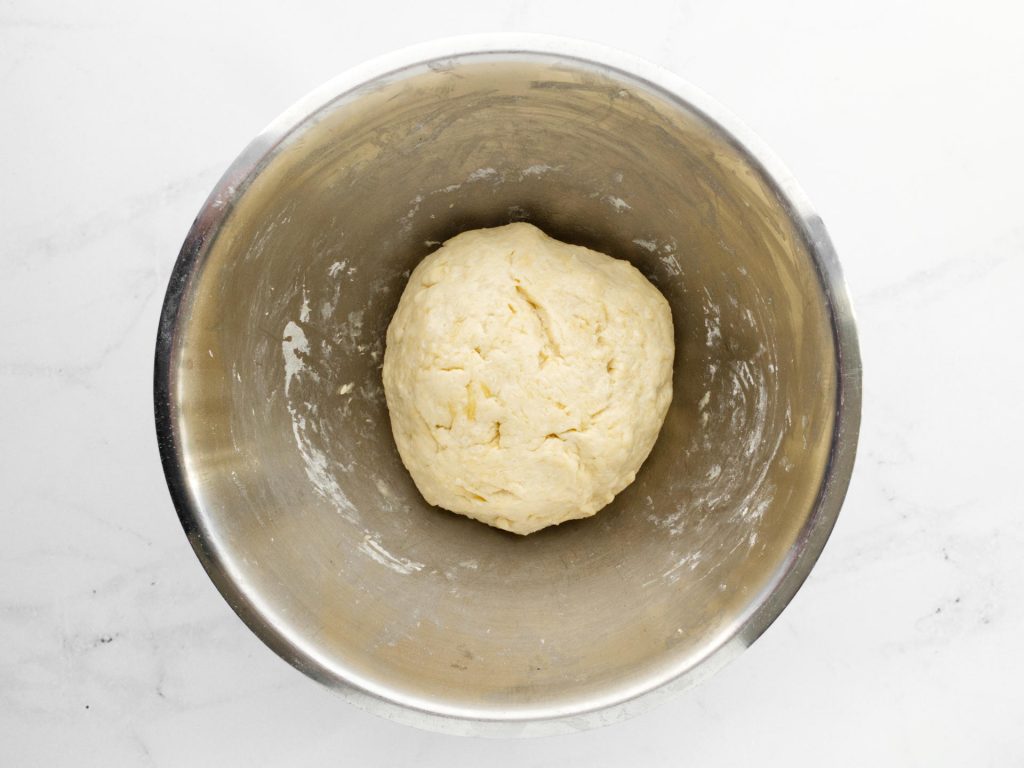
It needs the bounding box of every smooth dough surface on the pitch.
[382,223,674,535]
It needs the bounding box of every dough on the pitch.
[382,223,674,535]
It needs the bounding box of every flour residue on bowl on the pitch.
[605,195,632,212]
[653,550,705,587]
[638,267,786,595]
[398,195,424,234]
[328,259,357,279]
[286,404,357,521]
[278,256,427,577]
[358,535,424,575]
[467,167,498,182]
[281,320,309,395]
[631,237,681,282]
[702,288,723,348]
[519,163,559,179]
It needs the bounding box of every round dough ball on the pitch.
[382,223,674,535]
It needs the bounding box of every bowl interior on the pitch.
[166,52,838,720]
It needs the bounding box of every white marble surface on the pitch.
[2,1,1023,764]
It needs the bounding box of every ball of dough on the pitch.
[382,223,674,535]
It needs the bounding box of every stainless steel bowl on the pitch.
[155,35,861,736]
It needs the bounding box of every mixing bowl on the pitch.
[154,35,861,735]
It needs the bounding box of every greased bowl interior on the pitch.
[156,38,860,736]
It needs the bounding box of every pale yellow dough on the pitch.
[382,223,674,535]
